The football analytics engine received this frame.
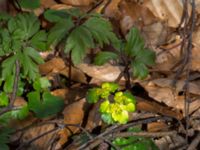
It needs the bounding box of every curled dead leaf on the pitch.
[56,99,86,148]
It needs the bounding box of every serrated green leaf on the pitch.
[0,12,11,21]
[19,50,40,80]
[27,91,64,118]
[131,61,148,79]
[0,92,9,107]
[0,128,14,150]
[25,47,44,64]
[101,113,114,124]
[15,13,40,40]
[47,19,74,47]
[94,51,118,65]
[84,17,117,47]
[99,100,110,113]
[1,56,16,80]
[65,26,94,64]
[30,30,47,51]
[44,9,71,22]
[33,77,51,91]
[3,75,14,93]
[17,0,40,9]
[8,18,17,33]
[135,48,155,66]
[125,28,144,57]
[86,88,101,103]
[11,105,29,120]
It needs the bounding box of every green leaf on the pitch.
[33,77,51,91]
[94,51,118,65]
[101,113,114,124]
[15,13,40,40]
[44,9,71,22]
[135,48,155,66]
[101,82,119,93]
[17,0,40,9]
[125,28,144,57]
[131,61,148,79]
[65,26,94,64]
[25,47,44,64]
[30,30,47,51]
[84,17,117,47]
[1,55,16,79]
[3,75,14,93]
[0,128,14,150]
[27,91,64,118]
[11,105,29,120]
[0,92,9,107]
[99,100,110,113]
[86,88,101,103]
[47,19,74,47]
[19,47,43,80]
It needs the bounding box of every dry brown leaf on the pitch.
[136,97,182,120]
[142,22,168,46]
[104,0,121,18]
[77,63,124,82]
[147,122,169,132]
[140,78,200,115]
[41,0,57,8]
[21,124,56,150]
[143,0,187,28]
[119,0,157,34]
[50,4,72,10]
[60,67,87,83]
[191,47,200,72]
[56,99,86,148]
[39,57,66,75]
[60,0,94,6]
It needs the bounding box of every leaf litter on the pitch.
[2,0,200,149]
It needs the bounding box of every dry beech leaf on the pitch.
[41,0,57,8]
[119,0,157,34]
[39,57,66,75]
[39,57,87,83]
[60,0,94,6]
[142,22,168,46]
[76,63,124,82]
[140,78,200,115]
[136,97,183,120]
[21,124,56,150]
[147,122,169,132]
[104,0,121,18]
[59,67,87,83]
[51,89,69,102]
[50,4,72,10]
[143,0,188,28]
[191,47,200,72]
[56,99,86,149]
[155,37,181,71]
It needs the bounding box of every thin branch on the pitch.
[111,130,177,138]
[10,59,20,107]
[187,132,200,150]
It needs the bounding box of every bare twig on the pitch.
[10,59,20,107]
[187,132,200,150]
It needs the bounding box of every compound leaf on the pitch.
[131,61,148,79]
[17,0,40,9]
[125,28,144,57]
[135,48,155,66]
[94,51,118,65]
[30,30,47,51]
[0,92,9,107]
[65,25,94,64]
